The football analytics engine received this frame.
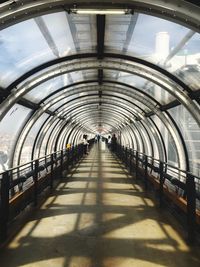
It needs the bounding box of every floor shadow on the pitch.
[1,144,200,267]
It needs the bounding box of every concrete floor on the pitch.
[0,143,200,267]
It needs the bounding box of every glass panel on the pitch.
[152,115,178,166]
[106,91,151,113]
[40,12,76,57]
[0,12,96,88]
[121,130,130,148]
[0,104,31,171]
[57,125,70,150]
[46,121,66,154]
[23,70,97,103]
[32,116,59,158]
[104,70,175,104]
[67,13,97,51]
[49,94,146,117]
[127,127,137,149]
[48,90,99,112]
[105,15,133,52]
[0,19,55,87]
[57,96,99,113]
[146,119,160,159]
[81,69,98,79]
[137,122,152,156]
[24,72,85,103]
[130,124,143,152]
[39,12,96,54]
[100,96,144,116]
[169,105,200,176]
[24,76,65,103]
[105,13,200,90]
[19,114,49,165]
[39,119,61,157]
[167,33,200,91]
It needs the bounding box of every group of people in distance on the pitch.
[82,133,117,155]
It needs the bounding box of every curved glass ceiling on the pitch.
[0,12,96,87]
[104,70,175,104]
[0,11,198,92]
[23,70,97,103]
[0,1,199,173]
[105,13,200,90]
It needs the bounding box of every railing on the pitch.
[114,144,200,244]
[0,143,89,244]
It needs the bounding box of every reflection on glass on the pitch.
[146,118,160,160]
[0,104,31,171]
[19,114,48,165]
[105,13,200,90]
[169,105,200,176]
[24,69,98,103]
[0,19,55,87]
[38,119,61,157]
[104,70,174,105]
[152,115,178,166]
[0,12,96,88]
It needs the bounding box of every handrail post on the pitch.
[135,151,139,179]
[71,146,74,167]
[80,144,83,158]
[75,146,78,163]
[0,171,10,242]
[125,148,128,166]
[144,155,148,190]
[186,173,196,244]
[54,152,58,178]
[33,159,39,207]
[67,148,70,170]
[129,149,133,174]
[50,154,54,189]
[77,145,79,160]
[159,161,164,208]
[60,150,63,179]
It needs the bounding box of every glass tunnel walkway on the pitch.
[0,0,200,266]
[0,143,200,267]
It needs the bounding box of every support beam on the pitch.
[160,100,180,111]
[164,30,195,64]
[5,52,194,96]
[123,14,138,52]
[98,69,103,98]
[98,69,103,85]
[34,17,60,58]
[145,111,155,118]
[97,14,105,113]
[97,15,105,59]
[0,89,9,103]
[18,98,39,111]
[18,98,65,119]
[189,89,200,105]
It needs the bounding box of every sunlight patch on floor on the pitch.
[102,193,145,206]
[20,257,65,267]
[162,224,190,251]
[102,218,167,239]
[30,214,79,237]
[104,257,167,267]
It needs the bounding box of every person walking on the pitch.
[82,134,89,155]
[111,134,117,152]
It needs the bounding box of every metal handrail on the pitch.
[114,143,199,243]
[119,145,200,180]
[0,142,90,243]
